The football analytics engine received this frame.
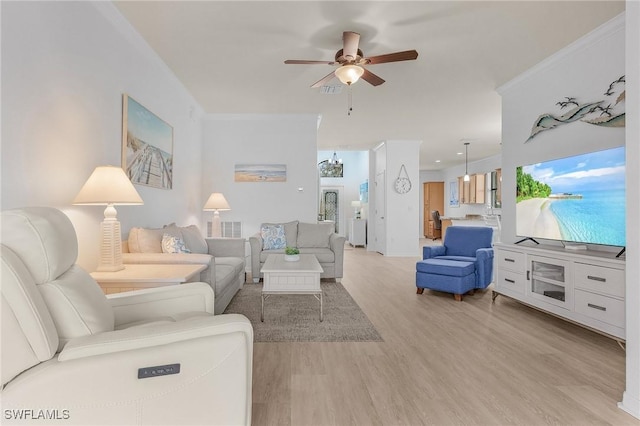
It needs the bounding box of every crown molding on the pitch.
[204,113,321,122]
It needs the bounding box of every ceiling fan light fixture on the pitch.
[335,64,364,85]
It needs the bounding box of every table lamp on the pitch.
[203,192,230,237]
[73,166,143,271]
[351,200,362,218]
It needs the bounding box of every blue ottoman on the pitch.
[416,258,476,301]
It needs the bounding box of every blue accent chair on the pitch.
[416,226,494,301]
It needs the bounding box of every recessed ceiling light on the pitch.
[457,152,463,155]
[435,160,441,163]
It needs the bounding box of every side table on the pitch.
[91,264,207,294]
[349,218,367,247]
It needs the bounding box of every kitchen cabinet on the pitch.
[457,174,485,204]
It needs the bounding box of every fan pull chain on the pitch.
[347,85,353,116]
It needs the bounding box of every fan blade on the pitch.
[361,68,385,86]
[366,50,418,65]
[285,60,335,65]
[342,31,360,60]
[311,71,336,88]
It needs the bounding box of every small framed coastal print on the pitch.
[234,164,287,182]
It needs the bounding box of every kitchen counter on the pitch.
[440,215,501,241]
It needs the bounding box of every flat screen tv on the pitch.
[516,146,625,247]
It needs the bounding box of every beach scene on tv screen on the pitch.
[516,146,625,246]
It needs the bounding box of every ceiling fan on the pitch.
[285,31,418,88]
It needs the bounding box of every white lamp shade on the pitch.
[203,193,230,211]
[73,166,143,205]
[335,65,364,85]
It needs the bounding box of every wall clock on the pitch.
[394,164,412,194]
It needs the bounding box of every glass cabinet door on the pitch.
[528,256,572,309]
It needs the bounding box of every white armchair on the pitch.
[1,207,253,425]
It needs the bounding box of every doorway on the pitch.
[320,186,345,235]
[374,171,386,254]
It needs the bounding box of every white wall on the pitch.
[1,2,205,270]
[498,14,625,245]
[622,2,640,420]
[371,140,422,256]
[369,144,386,253]
[419,171,443,183]
[318,150,369,238]
[202,114,319,237]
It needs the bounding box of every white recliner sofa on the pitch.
[1,207,253,425]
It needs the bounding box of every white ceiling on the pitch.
[114,1,624,170]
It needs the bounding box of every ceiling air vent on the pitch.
[320,85,343,95]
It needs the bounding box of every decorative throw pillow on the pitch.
[261,224,286,250]
[161,234,191,254]
[261,221,298,247]
[127,227,164,253]
[163,223,208,254]
[163,223,183,239]
[180,224,208,254]
[297,222,333,248]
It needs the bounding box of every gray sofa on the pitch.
[249,221,346,282]
[123,224,245,314]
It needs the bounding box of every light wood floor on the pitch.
[251,246,639,425]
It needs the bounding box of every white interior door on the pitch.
[374,171,386,254]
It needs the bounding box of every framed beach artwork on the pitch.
[122,94,174,189]
[234,164,287,182]
[359,181,368,203]
[449,180,460,207]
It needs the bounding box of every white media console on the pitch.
[493,242,625,341]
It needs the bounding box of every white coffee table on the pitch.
[260,254,324,322]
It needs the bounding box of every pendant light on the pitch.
[328,151,342,165]
[463,142,470,182]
